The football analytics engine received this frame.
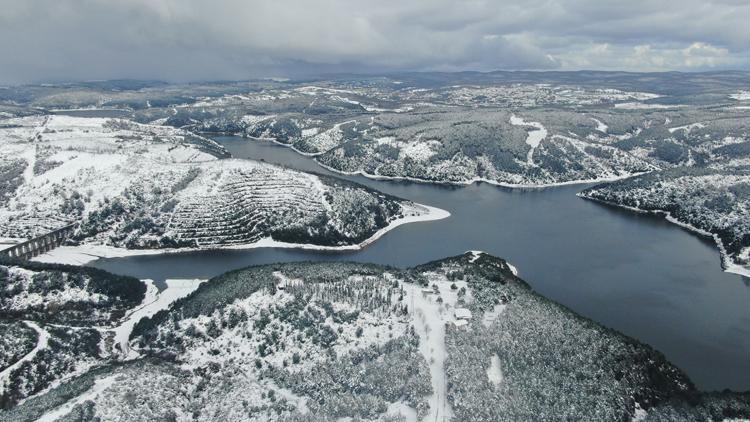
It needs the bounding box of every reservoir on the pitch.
[92,135,750,391]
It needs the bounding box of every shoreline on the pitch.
[32,203,450,266]
[315,160,649,189]
[578,193,750,278]
[211,131,650,189]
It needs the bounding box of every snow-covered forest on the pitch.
[3,253,748,421]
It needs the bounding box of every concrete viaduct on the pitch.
[0,224,77,260]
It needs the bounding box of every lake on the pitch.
[91,135,750,391]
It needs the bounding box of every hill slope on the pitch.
[4,253,748,421]
[0,116,445,254]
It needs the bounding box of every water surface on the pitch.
[92,136,750,391]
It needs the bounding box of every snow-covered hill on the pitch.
[4,253,748,421]
[128,79,750,188]
[0,261,146,409]
[0,116,445,255]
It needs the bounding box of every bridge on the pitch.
[0,224,77,260]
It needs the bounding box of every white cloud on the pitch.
[0,0,747,83]
[556,41,736,71]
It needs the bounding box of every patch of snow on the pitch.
[481,303,507,328]
[466,250,483,263]
[386,401,418,422]
[614,102,682,109]
[486,355,503,386]
[33,244,165,266]
[376,136,442,162]
[509,115,548,165]
[301,127,320,137]
[668,122,705,134]
[402,280,455,421]
[241,114,275,125]
[729,91,750,101]
[454,308,472,320]
[506,262,518,276]
[591,117,608,133]
[302,120,356,152]
[632,402,648,422]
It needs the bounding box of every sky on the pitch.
[1,0,749,84]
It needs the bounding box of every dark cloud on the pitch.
[0,0,748,84]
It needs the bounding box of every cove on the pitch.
[91,135,750,391]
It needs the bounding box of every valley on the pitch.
[1,71,750,420]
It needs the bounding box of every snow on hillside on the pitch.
[125,79,750,189]
[730,91,750,101]
[7,253,743,420]
[0,115,223,238]
[0,261,146,409]
[509,114,548,165]
[0,263,144,327]
[1,266,105,314]
[0,116,445,254]
[112,279,204,359]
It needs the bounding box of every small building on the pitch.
[421,288,435,295]
[452,319,469,328]
[454,308,472,320]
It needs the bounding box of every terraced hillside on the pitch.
[3,253,748,421]
[0,115,444,253]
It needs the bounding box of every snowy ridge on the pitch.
[317,159,650,189]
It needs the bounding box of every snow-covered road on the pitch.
[404,281,455,421]
[0,321,50,396]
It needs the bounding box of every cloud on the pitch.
[555,41,738,71]
[0,0,748,83]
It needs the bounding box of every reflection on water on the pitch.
[92,136,750,391]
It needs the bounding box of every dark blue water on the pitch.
[92,136,750,391]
